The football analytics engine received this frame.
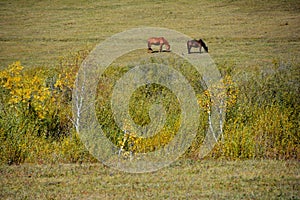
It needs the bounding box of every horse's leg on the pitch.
[187,43,190,54]
[148,41,152,51]
[159,43,163,52]
[199,45,202,53]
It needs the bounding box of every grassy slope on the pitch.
[1,160,299,199]
[0,0,299,68]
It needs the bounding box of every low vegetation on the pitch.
[1,160,299,199]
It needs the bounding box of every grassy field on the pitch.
[0,0,299,199]
[0,0,299,68]
[1,160,299,199]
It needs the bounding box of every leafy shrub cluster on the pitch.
[210,61,299,159]
[0,52,299,164]
[0,51,95,164]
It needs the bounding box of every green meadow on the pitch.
[0,0,299,199]
[1,0,299,68]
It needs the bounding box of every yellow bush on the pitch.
[0,61,55,119]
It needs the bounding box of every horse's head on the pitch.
[199,39,208,52]
[166,44,170,51]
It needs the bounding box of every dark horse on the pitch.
[187,39,208,54]
[147,37,170,52]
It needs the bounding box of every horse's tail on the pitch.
[187,40,191,53]
[148,39,154,51]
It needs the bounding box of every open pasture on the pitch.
[0,0,299,68]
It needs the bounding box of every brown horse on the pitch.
[147,37,170,52]
[187,39,208,54]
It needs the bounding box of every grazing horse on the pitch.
[187,39,208,54]
[147,37,170,52]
